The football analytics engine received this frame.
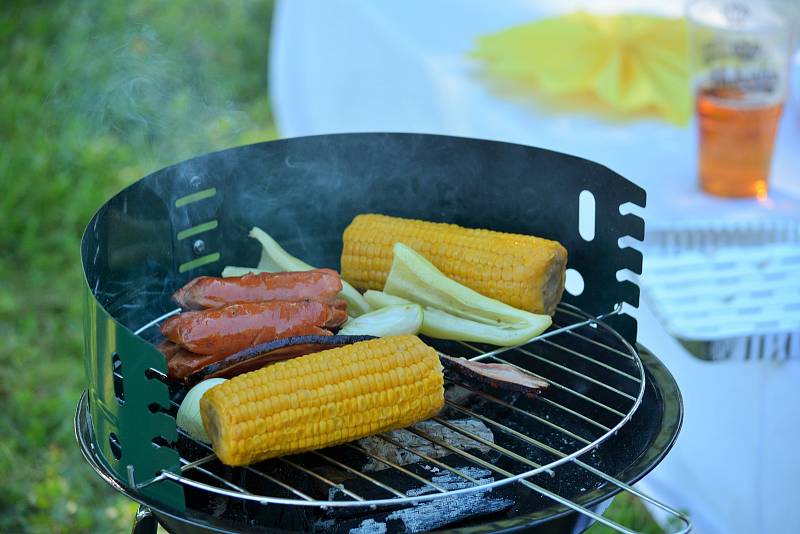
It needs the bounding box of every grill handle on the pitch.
[548,464,692,534]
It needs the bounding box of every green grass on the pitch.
[0,1,275,531]
[0,1,665,532]
[587,493,666,534]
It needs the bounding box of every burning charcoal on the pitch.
[381,489,513,533]
[321,455,487,509]
[318,467,514,533]
[357,419,494,473]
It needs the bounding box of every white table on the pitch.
[270,2,800,532]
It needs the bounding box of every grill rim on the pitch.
[74,343,682,533]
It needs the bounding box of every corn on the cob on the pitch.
[200,335,444,466]
[341,214,568,315]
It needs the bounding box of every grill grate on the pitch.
[123,303,688,533]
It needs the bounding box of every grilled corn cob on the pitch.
[200,335,444,466]
[341,214,568,315]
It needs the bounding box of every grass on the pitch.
[0,1,665,532]
[0,1,275,531]
[587,494,666,534]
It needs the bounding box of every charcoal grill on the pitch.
[76,133,690,533]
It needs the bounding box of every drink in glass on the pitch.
[687,1,792,198]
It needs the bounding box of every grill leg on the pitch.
[131,505,158,534]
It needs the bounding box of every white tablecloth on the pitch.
[269,2,800,532]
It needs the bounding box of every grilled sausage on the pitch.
[161,337,324,380]
[159,334,374,382]
[160,300,348,356]
[158,341,225,380]
[173,269,343,310]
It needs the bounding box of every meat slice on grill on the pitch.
[439,353,548,399]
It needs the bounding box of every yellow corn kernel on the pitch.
[200,335,444,466]
[341,214,567,315]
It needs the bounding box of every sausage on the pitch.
[160,334,374,382]
[160,300,348,356]
[158,341,225,380]
[173,269,343,310]
[156,340,182,361]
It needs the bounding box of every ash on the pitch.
[357,419,493,472]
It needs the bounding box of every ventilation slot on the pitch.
[175,187,216,208]
[179,252,221,273]
[565,268,585,296]
[152,436,173,449]
[148,402,166,414]
[578,190,595,242]
[112,352,124,404]
[108,433,122,460]
[145,368,166,381]
[177,220,218,240]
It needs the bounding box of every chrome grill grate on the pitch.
[121,303,689,534]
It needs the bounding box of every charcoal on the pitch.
[357,419,494,473]
[314,466,514,533]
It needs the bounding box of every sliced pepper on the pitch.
[421,307,549,346]
[365,289,550,347]
[363,289,413,309]
[383,243,551,328]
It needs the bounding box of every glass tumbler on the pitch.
[687,0,793,198]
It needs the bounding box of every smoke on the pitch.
[50,2,274,172]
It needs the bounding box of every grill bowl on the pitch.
[76,343,681,533]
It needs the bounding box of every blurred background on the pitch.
[2,0,798,532]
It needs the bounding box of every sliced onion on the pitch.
[176,378,227,443]
[338,304,423,337]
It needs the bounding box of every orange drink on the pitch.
[696,85,783,198]
[687,0,792,198]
